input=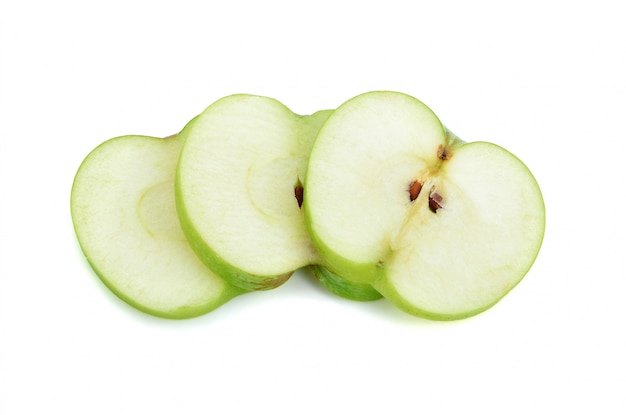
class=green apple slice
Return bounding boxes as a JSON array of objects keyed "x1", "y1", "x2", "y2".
[
  {"x1": 304, "y1": 91, "x2": 546, "y2": 320},
  {"x1": 71, "y1": 134, "x2": 243, "y2": 318},
  {"x1": 176, "y1": 94, "x2": 336, "y2": 291}
]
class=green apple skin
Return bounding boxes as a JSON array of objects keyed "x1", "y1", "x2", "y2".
[
  {"x1": 71, "y1": 134, "x2": 245, "y2": 319},
  {"x1": 309, "y1": 265, "x2": 383, "y2": 302},
  {"x1": 304, "y1": 91, "x2": 546, "y2": 320},
  {"x1": 175, "y1": 95, "x2": 334, "y2": 291}
]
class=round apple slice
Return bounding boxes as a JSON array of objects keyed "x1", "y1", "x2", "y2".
[
  {"x1": 71, "y1": 134, "x2": 243, "y2": 318},
  {"x1": 176, "y1": 94, "x2": 335, "y2": 291},
  {"x1": 305, "y1": 91, "x2": 546, "y2": 320}
]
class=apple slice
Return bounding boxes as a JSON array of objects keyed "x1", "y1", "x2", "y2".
[
  {"x1": 304, "y1": 91, "x2": 545, "y2": 320},
  {"x1": 71, "y1": 134, "x2": 243, "y2": 318},
  {"x1": 176, "y1": 94, "x2": 338, "y2": 291}
]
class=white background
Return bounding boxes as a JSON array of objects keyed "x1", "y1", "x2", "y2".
[{"x1": 1, "y1": 1, "x2": 625, "y2": 413}]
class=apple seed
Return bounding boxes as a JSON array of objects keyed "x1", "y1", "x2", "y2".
[
  {"x1": 294, "y1": 185, "x2": 304, "y2": 208},
  {"x1": 428, "y1": 188, "x2": 444, "y2": 213},
  {"x1": 408, "y1": 180, "x2": 423, "y2": 202}
]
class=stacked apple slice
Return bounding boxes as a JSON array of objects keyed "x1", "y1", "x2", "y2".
[
  {"x1": 70, "y1": 134, "x2": 244, "y2": 318},
  {"x1": 71, "y1": 91, "x2": 544, "y2": 320},
  {"x1": 304, "y1": 91, "x2": 545, "y2": 320},
  {"x1": 175, "y1": 95, "x2": 328, "y2": 290}
]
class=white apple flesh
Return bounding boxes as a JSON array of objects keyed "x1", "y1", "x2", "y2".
[
  {"x1": 71, "y1": 135, "x2": 243, "y2": 318},
  {"x1": 304, "y1": 91, "x2": 545, "y2": 320}
]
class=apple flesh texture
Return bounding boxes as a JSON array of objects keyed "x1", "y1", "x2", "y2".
[
  {"x1": 176, "y1": 94, "x2": 335, "y2": 291},
  {"x1": 71, "y1": 135, "x2": 243, "y2": 319},
  {"x1": 304, "y1": 91, "x2": 546, "y2": 320}
]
